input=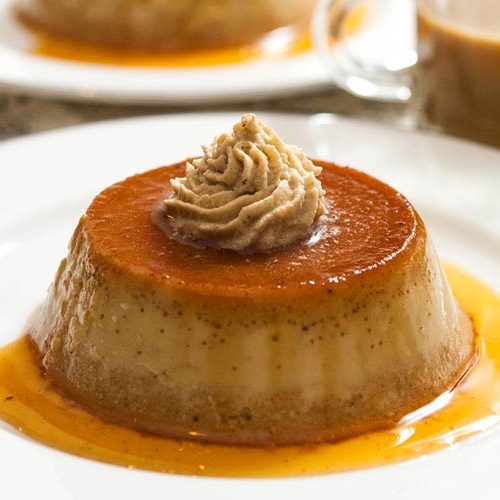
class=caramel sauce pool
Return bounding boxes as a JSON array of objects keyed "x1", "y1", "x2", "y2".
[
  {"x1": 27, "y1": 25, "x2": 311, "y2": 68},
  {"x1": 0, "y1": 265, "x2": 499, "y2": 478}
]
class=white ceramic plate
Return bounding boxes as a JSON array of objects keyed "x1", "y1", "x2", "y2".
[
  {"x1": 0, "y1": 0, "x2": 329, "y2": 104},
  {"x1": 1, "y1": 112, "x2": 499, "y2": 499}
]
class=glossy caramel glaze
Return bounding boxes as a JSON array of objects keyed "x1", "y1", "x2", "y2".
[
  {"x1": 86, "y1": 161, "x2": 419, "y2": 298},
  {"x1": 0, "y1": 266, "x2": 496, "y2": 477}
]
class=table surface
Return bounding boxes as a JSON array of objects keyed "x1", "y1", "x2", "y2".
[{"x1": 0, "y1": 87, "x2": 418, "y2": 141}]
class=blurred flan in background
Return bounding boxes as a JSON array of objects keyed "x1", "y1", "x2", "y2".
[{"x1": 15, "y1": 0, "x2": 316, "y2": 50}]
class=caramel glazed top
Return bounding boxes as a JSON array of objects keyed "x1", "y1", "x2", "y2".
[{"x1": 84, "y1": 160, "x2": 420, "y2": 299}]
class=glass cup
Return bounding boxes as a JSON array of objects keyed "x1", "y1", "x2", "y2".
[{"x1": 313, "y1": 0, "x2": 500, "y2": 148}]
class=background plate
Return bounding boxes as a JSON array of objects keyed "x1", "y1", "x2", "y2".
[
  {"x1": 0, "y1": 0, "x2": 329, "y2": 104},
  {"x1": 0, "y1": 112, "x2": 499, "y2": 499}
]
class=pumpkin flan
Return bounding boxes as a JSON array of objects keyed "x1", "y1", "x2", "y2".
[
  {"x1": 15, "y1": 0, "x2": 315, "y2": 51},
  {"x1": 30, "y1": 115, "x2": 474, "y2": 445}
]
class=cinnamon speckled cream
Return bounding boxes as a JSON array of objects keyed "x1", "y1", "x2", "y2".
[{"x1": 164, "y1": 114, "x2": 327, "y2": 252}]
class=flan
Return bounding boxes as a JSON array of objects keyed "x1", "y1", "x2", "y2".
[
  {"x1": 15, "y1": 0, "x2": 315, "y2": 51},
  {"x1": 31, "y1": 132, "x2": 474, "y2": 445}
]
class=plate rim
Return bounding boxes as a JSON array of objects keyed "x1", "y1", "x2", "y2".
[
  {"x1": 1, "y1": 111, "x2": 500, "y2": 498},
  {"x1": 2, "y1": 109, "x2": 500, "y2": 157}
]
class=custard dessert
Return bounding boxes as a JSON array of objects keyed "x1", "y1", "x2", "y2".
[
  {"x1": 31, "y1": 115, "x2": 474, "y2": 446},
  {"x1": 15, "y1": 0, "x2": 315, "y2": 51}
]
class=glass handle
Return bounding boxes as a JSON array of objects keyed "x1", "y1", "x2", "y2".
[{"x1": 313, "y1": 0, "x2": 417, "y2": 102}]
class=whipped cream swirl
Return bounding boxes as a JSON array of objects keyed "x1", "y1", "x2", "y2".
[{"x1": 163, "y1": 114, "x2": 327, "y2": 252}]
